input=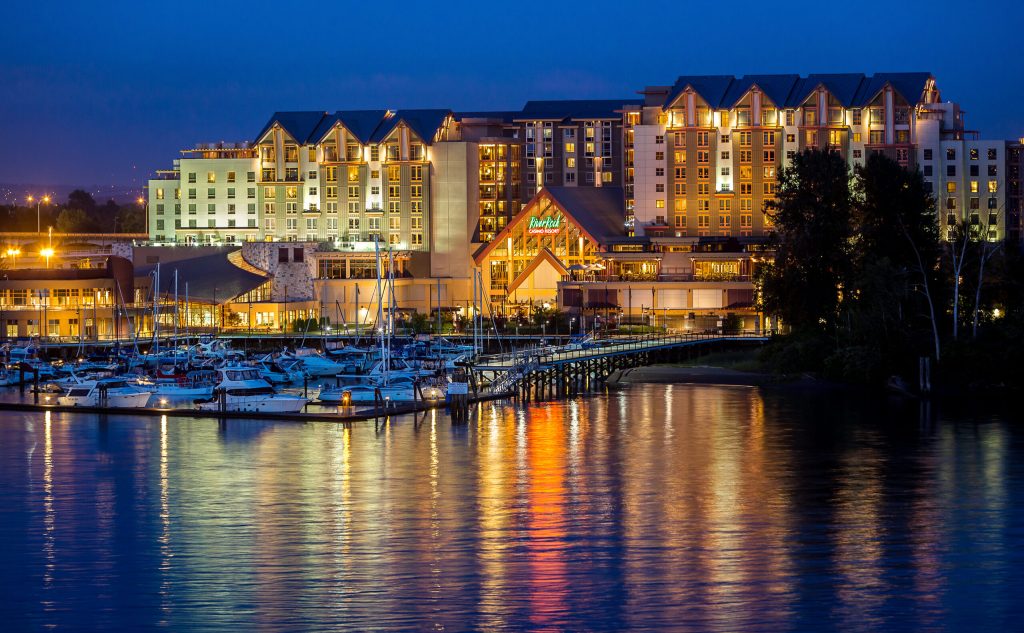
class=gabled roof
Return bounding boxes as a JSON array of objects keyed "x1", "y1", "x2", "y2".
[
  {"x1": 788, "y1": 74, "x2": 866, "y2": 107},
  {"x1": 474, "y1": 186, "x2": 626, "y2": 264},
  {"x1": 309, "y1": 110, "x2": 390, "y2": 145},
  {"x1": 137, "y1": 251, "x2": 267, "y2": 304},
  {"x1": 370, "y1": 109, "x2": 451, "y2": 144},
  {"x1": 255, "y1": 111, "x2": 329, "y2": 144},
  {"x1": 852, "y1": 72, "x2": 933, "y2": 107},
  {"x1": 515, "y1": 99, "x2": 640, "y2": 121},
  {"x1": 507, "y1": 248, "x2": 568, "y2": 293},
  {"x1": 722, "y1": 74, "x2": 801, "y2": 108},
  {"x1": 664, "y1": 75, "x2": 736, "y2": 110}
]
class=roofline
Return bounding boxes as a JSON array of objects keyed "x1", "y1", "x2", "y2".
[
  {"x1": 473, "y1": 188, "x2": 602, "y2": 264},
  {"x1": 506, "y1": 248, "x2": 568, "y2": 293}
]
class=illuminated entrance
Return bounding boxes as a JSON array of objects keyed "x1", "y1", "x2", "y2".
[{"x1": 474, "y1": 186, "x2": 625, "y2": 312}]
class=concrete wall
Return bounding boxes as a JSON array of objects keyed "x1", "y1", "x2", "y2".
[{"x1": 429, "y1": 142, "x2": 475, "y2": 279}]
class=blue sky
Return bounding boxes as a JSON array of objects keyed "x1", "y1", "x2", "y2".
[{"x1": 1, "y1": 0, "x2": 1022, "y2": 188}]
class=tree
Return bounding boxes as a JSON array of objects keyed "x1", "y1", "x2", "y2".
[
  {"x1": 761, "y1": 149, "x2": 854, "y2": 334},
  {"x1": 854, "y1": 153, "x2": 942, "y2": 360},
  {"x1": 67, "y1": 190, "x2": 97, "y2": 212},
  {"x1": 55, "y1": 208, "x2": 92, "y2": 233}
]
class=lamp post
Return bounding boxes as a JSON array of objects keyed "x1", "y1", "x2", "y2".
[
  {"x1": 5, "y1": 248, "x2": 20, "y2": 269},
  {"x1": 137, "y1": 196, "x2": 145, "y2": 237},
  {"x1": 27, "y1": 195, "x2": 51, "y2": 234},
  {"x1": 40, "y1": 247, "x2": 54, "y2": 269}
]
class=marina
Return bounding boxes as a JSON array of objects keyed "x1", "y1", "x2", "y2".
[{"x1": 0, "y1": 332, "x2": 768, "y2": 422}]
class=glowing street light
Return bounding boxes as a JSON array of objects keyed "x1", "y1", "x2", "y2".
[
  {"x1": 40, "y1": 247, "x2": 55, "y2": 269},
  {"x1": 27, "y1": 194, "x2": 51, "y2": 234},
  {"x1": 5, "y1": 248, "x2": 21, "y2": 268}
]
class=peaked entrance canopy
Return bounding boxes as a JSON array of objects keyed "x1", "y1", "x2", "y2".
[{"x1": 474, "y1": 186, "x2": 625, "y2": 308}]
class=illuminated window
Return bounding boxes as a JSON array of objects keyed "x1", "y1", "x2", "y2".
[
  {"x1": 947, "y1": 182, "x2": 957, "y2": 193},
  {"x1": 656, "y1": 199, "x2": 665, "y2": 208},
  {"x1": 989, "y1": 180, "x2": 998, "y2": 193},
  {"x1": 971, "y1": 181, "x2": 979, "y2": 193},
  {"x1": 565, "y1": 142, "x2": 575, "y2": 153},
  {"x1": 207, "y1": 172, "x2": 216, "y2": 183}
]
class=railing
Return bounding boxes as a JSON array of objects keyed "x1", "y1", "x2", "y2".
[
  {"x1": 477, "y1": 332, "x2": 768, "y2": 368},
  {"x1": 536, "y1": 332, "x2": 768, "y2": 365},
  {"x1": 563, "y1": 273, "x2": 753, "y2": 283}
]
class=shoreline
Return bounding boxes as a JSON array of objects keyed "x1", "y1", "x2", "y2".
[{"x1": 606, "y1": 364, "x2": 844, "y2": 390}]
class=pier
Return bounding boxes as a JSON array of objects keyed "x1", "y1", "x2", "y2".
[{"x1": 0, "y1": 333, "x2": 769, "y2": 423}]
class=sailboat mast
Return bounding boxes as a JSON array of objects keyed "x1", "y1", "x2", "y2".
[
  {"x1": 173, "y1": 269, "x2": 179, "y2": 347},
  {"x1": 375, "y1": 239, "x2": 387, "y2": 387},
  {"x1": 153, "y1": 262, "x2": 160, "y2": 355}
]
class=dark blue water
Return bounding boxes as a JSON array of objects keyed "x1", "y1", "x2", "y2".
[{"x1": 0, "y1": 384, "x2": 1021, "y2": 631}]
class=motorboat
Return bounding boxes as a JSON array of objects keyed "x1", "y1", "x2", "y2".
[
  {"x1": 130, "y1": 369, "x2": 218, "y2": 404},
  {"x1": 318, "y1": 373, "x2": 446, "y2": 404},
  {"x1": 280, "y1": 347, "x2": 346, "y2": 377},
  {"x1": 318, "y1": 382, "x2": 416, "y2": 404},
  {"x1": 195, "y1": 366, "x2": 307, "y2": 413},
  {"x1": 257, "y1": 357, "x2": 305, "y2": 384},
  {"x1": 57, "y1": 379, "x2": 153, "y2": 408}
]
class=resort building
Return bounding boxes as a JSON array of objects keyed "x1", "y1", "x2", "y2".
[
  {"x1": 472, "y1": 186, "x2": 765, "y2": 329},
  {"x1": 630, "y1": 73, "x2": 1009, "y2": 242},
  {"x1": 137, "y1": 72, "x2": 1021, "y2": 334}
]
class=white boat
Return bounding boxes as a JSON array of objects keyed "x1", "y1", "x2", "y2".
[
  {"x1": 318, "y1": 374, "x2": 446, "y2": 404},
  {"x1": 280, "y1": 347, "x2": 346, "y2": 377},
  {"x1": 257, "y1": 357, "x2": 305, "y2": 384},
  {"x1": 57, "y1": 379, "x2": 153, "y2": 408},
  {"x1": 195, "y1": 366, "x2": 308, "y2": 413},
  {"x1": 318, "y1": 383, "x2": 416, "y2": 404},
  {"x1": 130, "y1": 369, "x2": 218, "y2": 403}
]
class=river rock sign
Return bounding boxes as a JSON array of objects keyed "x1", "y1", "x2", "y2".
[{"x1": 527, "y1": 216, "x2": 561, "y2": 235}]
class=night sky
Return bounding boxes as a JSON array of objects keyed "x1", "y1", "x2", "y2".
[{"x1": 2, "y1": 0, "x2": 1022, "y2": 189}]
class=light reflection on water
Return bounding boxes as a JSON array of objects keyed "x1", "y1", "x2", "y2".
[{"x1": 0, "y1": 384, "x2": 1022, "y2": 631}]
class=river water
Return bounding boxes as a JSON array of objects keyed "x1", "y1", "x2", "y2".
[{"x1": 0, "y1": 384, "x2": 1020, "y2": 631}]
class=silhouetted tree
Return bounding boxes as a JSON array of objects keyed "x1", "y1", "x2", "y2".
[{"x1": 760, "y1": 149, "x2": 853, "y2": 334}]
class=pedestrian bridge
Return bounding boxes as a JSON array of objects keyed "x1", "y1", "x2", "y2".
[{"x1": 475, "y1": 333, "x2": 770, "y2": 401}]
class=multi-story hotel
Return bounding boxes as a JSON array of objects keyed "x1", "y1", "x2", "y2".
[
  {"x1": 629, "y1": 73, "x2": 1007, "y2": 242},
  {"x1": 135, "y1": 73, "x2": 1020, "y2": 333}
]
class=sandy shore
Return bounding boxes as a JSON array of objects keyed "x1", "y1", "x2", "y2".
[{"x1": 606, "y1": 364, "x2": 778, "y2": 387}]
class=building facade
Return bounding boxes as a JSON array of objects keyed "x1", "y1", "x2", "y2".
[{"x1": 140, "y1": 73, "x2": 1020, "y2": 332}]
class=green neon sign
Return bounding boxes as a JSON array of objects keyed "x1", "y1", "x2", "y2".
[{"x1": 527, "y1": 216, "x2": 561, "y2": 234}]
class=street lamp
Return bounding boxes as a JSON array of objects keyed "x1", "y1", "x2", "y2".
[
  {"x1": 27, "y1": 195, "x2": 51, "y2": 234},
  {"x1": 137, "y1": 196, "x2": 145, "y2": 236},
  {"x1": 5, "y1": 248, "x2": 20, "y2": 269},
  {"x1": 40, "y1": 247, "x2": 55, "y2": 269}
]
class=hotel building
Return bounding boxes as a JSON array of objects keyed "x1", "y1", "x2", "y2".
[
  {"x1": 137, "y1": 73, "x2": 1019, "y2": 334},
  {"x1": 630, "y1": 73, "x2": 1007, "y2": 242}
]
